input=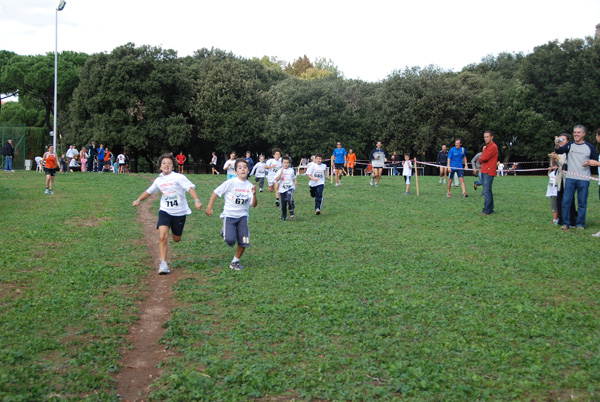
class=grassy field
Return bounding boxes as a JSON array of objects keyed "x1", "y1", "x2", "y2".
[{"x1": 1, "y1": 171, "x2": 599, "y2": 401}]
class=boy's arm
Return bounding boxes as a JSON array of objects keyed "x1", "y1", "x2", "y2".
[
  {"x1": 187, "y1": 188, "x2": 203, "y2": 210},
  {"x1": 205, "y1": 192, "x2": 218, "y2": 216},
  {"x1": 251, "y1": 186, "x2": 257, "y2": 208},
  {"x1": 274, "y1": 169, "x2": 283, "y2": 182},
  {"x1": 132, "y1": 191, "x2": 151, "y2": 206}
]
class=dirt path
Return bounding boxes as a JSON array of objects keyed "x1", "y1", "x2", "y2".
[{"x1": 114, "y1": 193, "x2": 179, "y2": 402}]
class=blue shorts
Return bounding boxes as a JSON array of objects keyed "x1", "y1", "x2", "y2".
[
  {"x1": 157, "y1": 210, "x2": 186, "y2": 236},
  {"x1": 222, "y1": 216, "x2": 250, "y2": 248},
  {"x1": 450, "y1": 168, "x2": 464, "y2": 178}
]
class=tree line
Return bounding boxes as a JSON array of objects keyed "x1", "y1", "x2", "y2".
[{"x1": 1, "y1": 36, "x2": 599, "y2": 170}]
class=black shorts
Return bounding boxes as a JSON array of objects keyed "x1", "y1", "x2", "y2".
[
  {"x1": 44, "y1": 167, "x2": 58, "y2": 176},
  {"x1": 157, "y1": 210, "x2": 187, "y2": 236},
  {"x1": 335, "y1": 163, "x2": 345, "y2": 170}
]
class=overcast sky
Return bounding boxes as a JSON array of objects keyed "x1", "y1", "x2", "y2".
[{"x1": 2, "y1": 0, "x2": 599, "y2": 82}]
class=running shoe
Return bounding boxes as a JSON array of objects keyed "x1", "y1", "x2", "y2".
[
  {"x1": 158, "y1": 261, "x2": 170, "y2": 275},
  {"x1": 229, "y1": 261, "x2": 245, "y2": 270}
]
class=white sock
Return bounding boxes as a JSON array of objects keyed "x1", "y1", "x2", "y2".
[{"x1": 232, "y1": 257, "x2": 240, "y2": 263}]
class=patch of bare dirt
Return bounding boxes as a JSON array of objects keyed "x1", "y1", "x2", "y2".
[{"x1": 113, "y1": 193, "x2": 179, "y2": 402}]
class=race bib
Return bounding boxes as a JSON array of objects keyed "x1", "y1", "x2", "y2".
[
  {"x1": 282, "y1": 183, "x2": 292, "y2": 190},
  {"x1": 161, "y1": 194, "x2": 181, "y2": 209},
  {"x1": 234, "y1": 192, "x2": 250, "y2": 205}
]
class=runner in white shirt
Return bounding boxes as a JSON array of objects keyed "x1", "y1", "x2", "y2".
[
  {"x1": 306, "y1": 153, "x2": 329, "y2": 215},
  {"x1": 249, "y1": 154, "x2": 267, "y2": 192},
  {"x1": 265, "y1": 148, "x2": 283, "y2": 207},
  {"x1": 132, "y1": 154, "x2": 202, "y2": 275},
  {"x1": 223, "y1": 152, "x2": 237, "y2": 180},
  {"x1": 206, "y1": 158, "x2": 258, "y2": 270},
  {"x1": 274, "y1": 156, "x2": 297, "y2": 221}
]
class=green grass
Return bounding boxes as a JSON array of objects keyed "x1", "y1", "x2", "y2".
[{"x1": 1, "y1": 172, "x2": 599, "y2": 401}]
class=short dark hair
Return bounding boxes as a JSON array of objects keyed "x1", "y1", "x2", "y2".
[
  {"x1": 273, "y1": 148, "x2": 282, "y2": 156},
  {"x1": 234, "y1": 158, "x2": 248, "y2": 170},
  {"x1": 315, "y1": 153, "x2": 323, "y2": 159},
  {"x1": 484, "y1": 130, "x2": 493, "y2": 136},
  {"x1": 282, "y1": 156, "x2": 292, "y2": 164}
]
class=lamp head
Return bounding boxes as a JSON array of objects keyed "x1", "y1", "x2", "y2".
[{"x1": 57, "y1": 0, "x2": 66, "y2": 11}]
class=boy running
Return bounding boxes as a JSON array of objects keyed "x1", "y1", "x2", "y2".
[
  {"x1": 223, "y1": 152, "x2": 237, "y2": 180},
  {"x1": 250, "y1": 154, "x2": 267, "y2": 192},
  {"x1": 274, "y1": 156, "x2": 297, "y2": 221},
  {"x1": 132, "y1": 153, "x2": 202, "y2": 275},
  {"x1": 306, "y1": 153, "x2": 329, "y2": 215},
  {"x1": 265, "y1": 148, "x2": 283, "y2": 207},
  {"x1": 205, "y1": 158, "x2": 257, "y2": 270}
]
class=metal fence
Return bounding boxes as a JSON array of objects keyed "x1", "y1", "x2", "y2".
[{"x1": 1, "y1": 124, "x2": 27, "y2": 170}]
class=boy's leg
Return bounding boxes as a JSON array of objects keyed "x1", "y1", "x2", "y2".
[
  {"x1": 158, "y1": 225, "x2": 170, "y2": 262},
  {"x1": 315, "y1": 184, "x2": 324, "y2": 211},
  {"x1": 280, "y1": 191, "x2": 288, "y2": 220}
]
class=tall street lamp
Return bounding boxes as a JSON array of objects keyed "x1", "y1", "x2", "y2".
[{"x1": 53, "y1": 0, "x2": 66, "y2": 152}]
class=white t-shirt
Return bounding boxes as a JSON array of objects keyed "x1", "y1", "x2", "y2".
[
  {"x1": 250, "y1": 161, "x2": 266, "y2": 178},
  {"x1": 277, "y1": 167, "x2": 296, "y2": 193},
  {"x1": 117, "y1": 154, "x2": 126, "y2": 164},
  {"x1": 146, "y1": 172, "x2": 195, "y2": 216},
  {"x1": 223, "y1": 159, "x2": 236, "y2": 176},
  {"x1": 546, "y1": 171, "x2": 558, "y2": 197},
  {"x1": 306, "y1": 163, "x2": 327, "y2": 187},
  {"x1": 66, "y1": 148, "x2": 78, "y2": 158},
  {"x1": 213, "y1": 177, "x2": 254, "y2": 219},
  {"x1": 402, "y1": 160, "x2": 412, "y2": 177},
  {"x1": 266, "y1": 158, "x2": 282, "y2": 181}
]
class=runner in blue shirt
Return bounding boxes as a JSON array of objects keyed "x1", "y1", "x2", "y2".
[{"x1": 331, "y1": 141, "x2": 347, "y2": 187}]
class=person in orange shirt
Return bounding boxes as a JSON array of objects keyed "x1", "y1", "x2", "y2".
[
  {"x1": 104, "y1": 148, "x2": 112, "y2": 172},
  {"x1": 347, "y1": 149, "x2": 357, "y2": 176},
  {"x1": 42, "y1": 145, "x2": 59, "y2": 194}
]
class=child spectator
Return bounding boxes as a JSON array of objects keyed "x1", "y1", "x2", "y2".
[
  {"x1": 547, "y1": 161, "x2": 559, "y2": 224},
  {"x1": 132, "y1": 153, "x2": 202, "y2": 275},
  {"x1": 205, "y1": 158, "x2": 257, "y2": 270},
  {"x1": 223, "y1": 152, "x2": 237, "y2": 180},
  {"x1": 402, "y1": 153, "x2": 412, "y2": 195},
  {"x1": 306, "y1": 153, "x2": 329, "y2": 215},
  {"x1": 244, "y1": 151, "x2": 254, "y2": 172},
  {"x1": 274, "y1": 156, "x2": 297, "y2": 221},
  {"x1": 60, "y1": 154, "x2": 67, "y2": 173},
  {"x1": 250, "y1": 154, "x2": 267, "y2": 192}
]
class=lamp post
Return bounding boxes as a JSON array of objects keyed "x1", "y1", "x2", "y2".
[{"x1": 53, "y1": 0, "x2": 66, "y2": 152}]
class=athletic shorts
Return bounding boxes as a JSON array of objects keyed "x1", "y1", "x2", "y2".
[
  {"x1": 335, "y1": 163, "x2": 345, "y2": 170},
  {"x1": 44, "y1": 167, "x2": 58, "y2": 176},
  {"x1": 450, "y1": 168, "x2": 464, "y2": 178},
  {"x1": 157, "y1": 210, "x2": 186, "y2": 236},
  {"x1": 222, "y1": 216, "x2": 250, "y2": 248}
]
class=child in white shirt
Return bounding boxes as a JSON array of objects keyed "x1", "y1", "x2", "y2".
[
  {"x1": 250, "y1": 154, "x2": 267, "y2": 192},
  {"x1": 274, "y1": 156, "x2": 297, "y2": 221},
  {"x1": 206, "y1": 158, "x2": 257, "y2": 270},
  {"x1": 133, "y1": 154, "x2": 202, "y2": 275},
  {"x1": 402, "y1": 154, "x2": 412, "y2": 195},
  {"x1": 306, "y1": 153, "x2": 329, "y2": 215},
  {"x1": 223, "y1": 152, "x2": 237, "y2": 180},
  {"x1": 265, "y1": 148, "x2": 282, "y2": 207}
]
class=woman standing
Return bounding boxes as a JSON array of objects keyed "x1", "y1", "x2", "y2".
[{"x1": 42, "y1": 145, "x2": 59, "y2": 194}]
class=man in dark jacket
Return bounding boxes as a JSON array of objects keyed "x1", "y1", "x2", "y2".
[
  {"x1": 2, "y1": 139, "x2": 14, "y2": 171},
  {"x1": 87, "y1": 141, "x2": 97, "y2": 172}
]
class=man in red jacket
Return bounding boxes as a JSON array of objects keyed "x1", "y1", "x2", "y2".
[{"x1": 479, "y1": 130, "x2": 498, "y2": 215}]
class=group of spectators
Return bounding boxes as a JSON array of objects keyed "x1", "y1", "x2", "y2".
[{"x1": 40, "y1": 141, "x2": 130, "y2": 174}]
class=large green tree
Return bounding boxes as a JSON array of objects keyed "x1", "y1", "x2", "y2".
[
  {"x1": 2, "y1": 51, "x2": 88, "y2": 133},
  {"x1": 67, "y1": 43, "x2": 193, "y2": 168}
]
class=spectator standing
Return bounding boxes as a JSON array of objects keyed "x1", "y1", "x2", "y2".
[
  {"x1": 66, "y1": 145, "x2": 78, "y2": 166},
  {"x1": 391, "y1": 151, "x2": 401, "y2": 176},
  {"x1": 80, "y1": 148, "x2": 88, "y2": 172},
  {"x1": 471, "y1": 146, "x2": 483, "y2": 191},
  {"x1": 87, "y1": 141, "x2": 97, "y2": 172},
  {"x1": 176, "y1": 151, "x2": 186, "y2": 174},
  {"x1": 555, "y1": 124, "x2": 598, "y2": 230},
  {"x1": 437, "y1": 145, "x2": 448, "y2": 184},
  {"x1": 347, "y1": 149, "x2": 357, "y2": 176},
  {"x1": 478, "y1": 131, "x2": 498, "y2": 215},
  {"x1": 97, "y1": 144, "x2": 105, "y2": 173},
  {"x1": 2, "y1": 139, "x2": 14, "y2": 171}
]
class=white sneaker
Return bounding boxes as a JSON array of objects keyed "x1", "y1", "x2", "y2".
[
  {"x1": 374, "y1": 182, "x2": 378, "y2": 187},
  {"x1": 259, "y1": 188, "x2": 263, "y2": 192},
  {"x1": 370, "y1": 178, "x2": 374, "y2": 186},
  {"x1": 439, "y1": 178, "x2": 442, "y2": 184},
  {"x1": 45, "y1": 189, "x2": 50, "y2": 194},
  {"x1": 335, "y1": 183, "x2": 340, "y2": 187},
  {"x1": 592, "y1": 231, "x2": 600, "y2": 238},
  {"x1": 158, "y1": 261, "x2": 170, "y2": 275}
]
